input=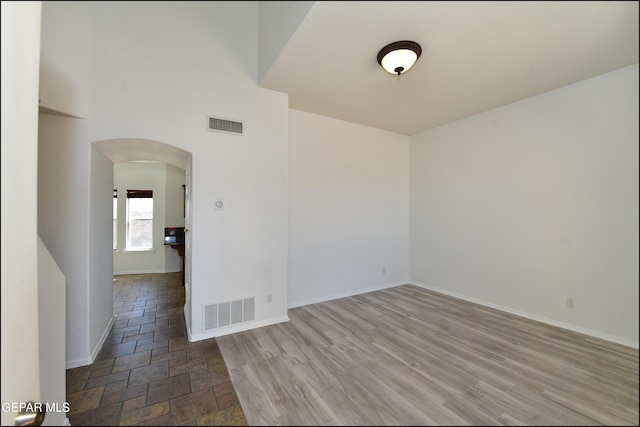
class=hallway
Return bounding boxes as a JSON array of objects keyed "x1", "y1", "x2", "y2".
[{"x1": 65, "y1": 273, "x2": 247, "y2": 425}]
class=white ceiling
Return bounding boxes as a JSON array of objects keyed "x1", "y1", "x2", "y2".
[{"x1": 260, "y1": 1, "x2": 639, "y2": 136}]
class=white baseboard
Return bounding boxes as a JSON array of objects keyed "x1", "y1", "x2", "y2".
[
  {"x1": 185, "y1": 304, "x2": 193, "y2": 341},
  {"x1": 66, "y1": 356, "x2": 92, "y2": 370},
  {"x1": 65, "y1": 315, "x2": 115, "y2": 369},
  {"x1": 189, "y1": 315, "x2": 290, "y2": 342},
  {"x1": 410, "y1": 281, "x2": 639, "y2": 350},
  {"x1": 113, "y1": 269, "x2": 179, "y2": 276},
  {"x1": 288, "y1": 281, "x2": 407, "y2": 309}
]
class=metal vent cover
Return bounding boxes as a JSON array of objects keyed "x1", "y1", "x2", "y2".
[
  {"x1": 207, "y1": 115, "x2": 244, "y2": 135},
  {"x1": 204, "y1": 304, "x2": 217, "y2": 330},
  {"x1": 203, "y1": 297, "x2": 255, "y2": 331}
]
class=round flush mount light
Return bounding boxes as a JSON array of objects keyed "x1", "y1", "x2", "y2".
[{"x1": 377, "y1": 40, "x2": 422, "y2": 76}]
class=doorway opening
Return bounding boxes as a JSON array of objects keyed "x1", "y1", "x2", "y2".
[{"x1": 93, "y1": 138, "x2": 193, "y2": 336}]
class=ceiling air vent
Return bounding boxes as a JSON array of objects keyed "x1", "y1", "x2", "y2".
[{"x1": 207, "y1": 115, "x2": 244, "y2": 136}]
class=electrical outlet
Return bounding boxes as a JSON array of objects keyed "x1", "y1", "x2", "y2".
[
  {"x1": 566, "y1": 297, "x2": 576, "y2": 309},
  {"x1": 266, "y1": 294, "x2": 272, "y2": 304}
]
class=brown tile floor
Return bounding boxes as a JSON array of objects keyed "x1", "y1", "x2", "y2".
[{"x1": 65, "y1": 272, "x2": 248, "y2": 426}]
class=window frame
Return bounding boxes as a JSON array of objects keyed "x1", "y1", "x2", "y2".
[
  {"x1": 113, "y1": 189, "x2": 118, "y2": 251},
  {"x1": 125, "y1": 189, "x2": 154, "y2": 251}
]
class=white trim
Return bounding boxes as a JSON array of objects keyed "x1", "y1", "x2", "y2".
[
  {"x1": 189, "y1": 315, "x2": 290, "y2": 342},
  {"x1": 288, "y1": 281, "x2": 407, "y2": 309},
  {"x1": 66, "y1": 315, "x2": 115, "y2": 369},
  {"x1": 66, "y1": 356, "x2": 93, "y2": 370},
  {"x1": 410, "y1": 281, "x2": 639, "y2": 350},
  {"x1": 113, "y1": 268, "x2": 179, "y2": 276},
  {"x1": 123, "y1": 248, "x2": 156, "y2": 253},
  {"x1": 185, "y1": 304, "x2": 193, "y2": 342}
]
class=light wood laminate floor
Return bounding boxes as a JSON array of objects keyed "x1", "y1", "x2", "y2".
[{"x1": 217, "y1": 284, "x2": 639, "y2": 426}]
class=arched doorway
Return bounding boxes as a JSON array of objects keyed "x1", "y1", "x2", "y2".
[{"x1": 93, "y1": 138, "x2": 193, "y2": 335}]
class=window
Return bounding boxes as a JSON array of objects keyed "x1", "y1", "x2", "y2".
[
  {"x1": 126, "y1": 189, "x2": 154, "y2": 250},
  {"x1": 113, "y1": 189, "x2": 118, "y2": 250}
]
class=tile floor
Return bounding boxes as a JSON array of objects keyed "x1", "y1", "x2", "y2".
[{"x1": 65, "y1": 272, "x2": 248, "y2": 426}]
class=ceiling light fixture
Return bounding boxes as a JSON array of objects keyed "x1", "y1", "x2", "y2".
[{"x1": 377, "y1": 40, "x2": 422, "y2": 77}]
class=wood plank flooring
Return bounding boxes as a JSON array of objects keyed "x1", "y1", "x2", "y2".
[{"x1": 217, "y1": 284, "x2": 639, "y2": 426}]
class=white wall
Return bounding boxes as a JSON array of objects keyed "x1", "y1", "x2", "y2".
[
  {"x1": 258, "y1": 1, "x2": 315, "y2": 83},
  {"x1": 1, "y1": 3, "x2": 43, "y2": 424},
  {"x1": 288, "y1": 109, "x2": 410, "y2": 307},
  {"x1": 38, "y1": 113, "x2": 93, "y2": 367},
  {"x1": 410, "y1": 65, "x2": 639, "y2": 347},
  {"x1": 113, "y1": 162, "x2": 185, "y2": 275},
  {"x1": 39, "y1": 1, "x2": 89, "y2": 117},
  {"x1": 165, "y1": 164, "x2": 187, "y2": 272},
  {"x1": 89, "y1": 146, "x2": 115, "y2": 359},
  {"x1": 38, "y1": 238, "x2": 67, "y2": 426},
  {"x1": 114, "y1": 162, "x2": 167, "y2": 274},
  {"x1": 39, "y1": 0, "x2": 114, "y2": 369},
  {"x1": 87, "y1": 1, "x2": 289, "y2": 339}
]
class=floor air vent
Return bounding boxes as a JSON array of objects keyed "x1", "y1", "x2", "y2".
[
  {"x1": 203, "y1": 297, "x2": 255, "y2": 331},
  {"x1": 207, "y1": 115, "x2": 244, "y2": 135}
]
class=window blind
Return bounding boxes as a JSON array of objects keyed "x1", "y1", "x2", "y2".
[{"x1": 126, "y1": 189, "x2": 153, "y2": 199}]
